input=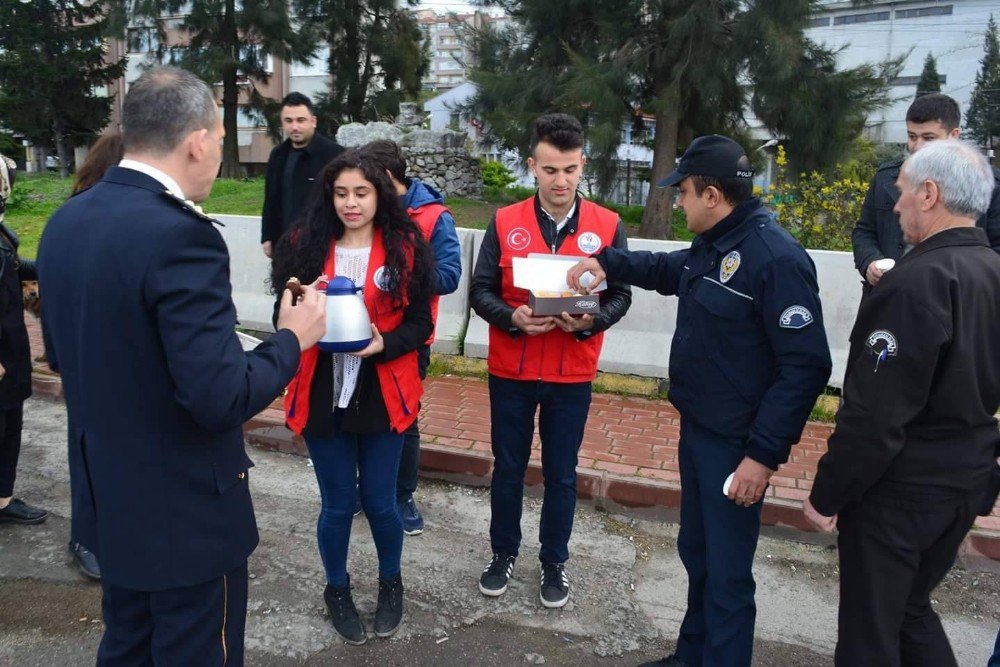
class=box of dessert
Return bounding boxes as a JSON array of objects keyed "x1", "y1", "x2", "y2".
[{"x1": 512, "y1": 254, "x2": 606, "y2": 316}]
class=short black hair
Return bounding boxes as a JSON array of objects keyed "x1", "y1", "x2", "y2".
[
  {"x1": 281, "y1": 92, "x2": 314, "y2": 113},
  {"x1": 362, "y1": 139, "x2": 407, "y2": 183},
  {"x1": 122, "y1": 67, "x2": 217, "y2": 156},
  {"x1": 689, "y1": 155, "x2": 753, "y2": 205},
  {"x1": 530, "y1": 113, "x2": 584, "y2": 153},
  {"x1": 906, "y1": 93, "x2": 960, "y2": 131}
]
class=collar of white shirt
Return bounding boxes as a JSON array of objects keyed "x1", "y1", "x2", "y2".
[
  {"x1": 540, "y1": 200, "x2": 578, "y2": 232},
  {"x1": 118, "y1": 159, "x2": 186, "y2": 201}
]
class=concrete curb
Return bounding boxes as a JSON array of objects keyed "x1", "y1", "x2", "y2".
[{"x1": 33, "y1": 370, "x2": 1000, "y2": 572}]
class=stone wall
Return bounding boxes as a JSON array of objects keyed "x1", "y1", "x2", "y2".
[
  {"x1": 403, "y1": 146, "x2": 482, "y2": 199},
  {"x1": 336, "y1": 121, "x2": 483, "y2": 198}
]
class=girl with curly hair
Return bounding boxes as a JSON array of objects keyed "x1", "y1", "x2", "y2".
[{"x1": 271, "y1": 148, "x2": 435, "y2": 645}]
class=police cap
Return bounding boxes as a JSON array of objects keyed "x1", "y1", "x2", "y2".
[{"x1": 658, "y1": 135, "x2": 754, "y2": 187}]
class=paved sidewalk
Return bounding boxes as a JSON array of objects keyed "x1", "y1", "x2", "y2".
[{"x1": 23, "y1": 314, "x2": 1000, "y2": 565}]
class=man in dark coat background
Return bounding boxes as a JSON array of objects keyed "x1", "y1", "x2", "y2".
[
  {"x1": 37, "y1": 67, "x2": 326, "y2": 665},
  {"x1": 260, "y1": 92, "x2": 344, "y2": 258}
]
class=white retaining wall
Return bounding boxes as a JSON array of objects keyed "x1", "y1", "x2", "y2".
[{"x1": 216, "y1": 215, "x2": 860, "y2": 387}]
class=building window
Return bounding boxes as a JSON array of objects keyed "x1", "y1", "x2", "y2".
[
  {"x1": 833, "y1": 11, "x2": 890, "y2": 25},
  {"x1": 127, "y1": 27, "x2": 159, "y2": 53},
  {"x1": 291, "y1": 45, "x2": 329, "y2": 77},
  {"x1": 808, "y1": 16, "x2": 831, "y2": 28},
  {"x1": 896, "y1": 6, "x2": 953, "y2": 19}
]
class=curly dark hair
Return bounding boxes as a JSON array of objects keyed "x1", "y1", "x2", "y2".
[{"x1": 270, "y1": 149, "x2": 434, "y2": 308}]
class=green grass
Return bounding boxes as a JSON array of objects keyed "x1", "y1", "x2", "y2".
[{"x1": 5, "y1": 175, "x2": 695, "y2": 259}]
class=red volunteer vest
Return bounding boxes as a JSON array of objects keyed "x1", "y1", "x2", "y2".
[
  {"x1": 489, "y1": 197, "x2": 619, "y2": 383},
  {"x1": 284, "y1": 227, "x2": 423, "y2": 435},
  {"x1": 407, "y1": 202, "x2": 448, "y2": 346}
]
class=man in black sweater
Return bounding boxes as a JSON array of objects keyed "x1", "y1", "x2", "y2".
[
  {"x1": 260, "y1": 92, "x2": 344, "y2": 257},
  {"x1": 805, "y1": 140, "x2": 1000, "y2": 667}
]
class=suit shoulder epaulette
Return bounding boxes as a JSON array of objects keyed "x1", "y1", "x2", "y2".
[{"x1": 160, "y1": 190, "x2": 224, "y2": 227}]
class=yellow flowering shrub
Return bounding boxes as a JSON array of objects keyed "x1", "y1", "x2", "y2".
[{"x1": 762, "y1": 146, "x2": 870, "y2": 251}]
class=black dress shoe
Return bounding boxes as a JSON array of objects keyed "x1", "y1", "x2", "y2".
[
  {"x1": 0, "y1": 498, "x2": 47, "y2": 524},
  {"x1": 69, "y1": 541, "x2": 101, "y2": 580}
]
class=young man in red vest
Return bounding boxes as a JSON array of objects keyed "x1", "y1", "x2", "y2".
[
  {"x1": 363, "y1": 140, "x2": 462, "y2": 536},
  {"x1": 469, "y1": 113, "x2": 632, "y2": 608}
]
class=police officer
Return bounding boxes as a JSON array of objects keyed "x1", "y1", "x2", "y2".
[
  {"x1": 805, "y1": 140, "x2": 1000, "y2": 667},
  {"x1": 569, "y1": 135, "x2": 832, "y2": 667},
  {"x1": 469, "y1": 113, "x2": 632, "y2": 609},
  {"x1": 852, "y1": 93, "x2": 1000, "y2": 292}
]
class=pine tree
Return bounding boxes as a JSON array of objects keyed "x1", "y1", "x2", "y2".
[
  {"x1": 966, "y1": 15, "x2": 1000, "y2": 162},
  {"x1": 464, "y1": 1, "x2": 899, "y2": 239},
  {"x1": 296, "y1": 0, "x2": 429, "y2": 128},
  {"x1": 114, "y1": 0, "x2": 320, "y2": 177},
  {"x1": 915, "y1": 53, "x2": 942, "y2": 98},
  {"x1": 0, "y1": 0, "x2": 126, "y2": 177}
]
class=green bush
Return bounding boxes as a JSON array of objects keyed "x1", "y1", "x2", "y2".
[
  {"x1": 482, "y1": 184, "x2": 535, "y2": 204},
  {"x1": 480, "y1": 159, "x2": 517, "y2": 188},
  {"x1": 764, "y1": 146, "x2": 866, "y2": 252}
]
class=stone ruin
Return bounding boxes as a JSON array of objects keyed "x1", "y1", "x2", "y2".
[{"x1": 336, "y1": 103, "x2": 483, "y2": 199}]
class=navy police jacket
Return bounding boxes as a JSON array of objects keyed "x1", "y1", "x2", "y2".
[
  {"x1": 38, "y1": 167, "x2": 302, "y2": 591},
  {"x1": 598, "y1": 198, "x2": 832, "y2": 469}
]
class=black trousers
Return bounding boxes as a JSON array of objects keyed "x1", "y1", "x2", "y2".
[
  {"x1": 97, "y1": 561, "x2": 249, "y2": 666},
  {"x1": 397, "y1": 345, "x2": 430, "y2": 501},
  {"x1": 835, "y1": 489, "x2": 979, "y2": 667},
  {"x1": 0, "y1": 403, "x2": 24, "y2": 497}
]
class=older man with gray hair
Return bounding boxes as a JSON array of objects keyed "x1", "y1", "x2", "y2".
[
  {"x1": 804, "y1": 139, "x2": 1000, "y2": 667},
  {"x1": 37, "y1": 67, "x2": 326, "y2": 665}
]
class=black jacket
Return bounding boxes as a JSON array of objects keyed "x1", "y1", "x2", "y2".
[
  {"x1": 261, "y1": 133, "x2": 345, "y2": 245},
  {"x1": 812, "y1": 227, "x2": 1000, "y2": 516},
  {"x1": 0, "y1": 222, "x2": 34, "y2": 408},
  {"x1": 469, "y1": 195, "x2": 632, "y2": 340},
  {"x1": 851, "y1": 159, "x2": 1000, "y2": 279}
]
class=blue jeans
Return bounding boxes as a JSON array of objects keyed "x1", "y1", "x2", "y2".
[
  {"x1": 990, "y1": 628, "x2": 1000, "y2": 667},
  {"x1": 675, "y1": 418, "x2": 762, "y2": 667},
  {"x1": 487, "y1": 375, "x2": 591, "y2": 564},
  {"x1": 305, "y1": 428, "x2": 404, "y2": 587}
]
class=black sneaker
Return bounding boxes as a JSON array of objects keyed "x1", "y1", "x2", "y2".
[
  {"x1": 539, "y1": 561, "x2": 569, "y2": 609},
  {"x1": 479, "y1": 553, "x2": 516, "y2": 597},
  {"x1": 374, "y1": 573, "x2": 404, "y2": 637},
  {"x1": 323, "y1": 581, "x2": 366, "y2": 645},
  {"x1": 0, "y1": 498, "x2": 47, "y2": 525},
  {"x1": 638, "y1": 655, "x2": 690, "y2": 667}
]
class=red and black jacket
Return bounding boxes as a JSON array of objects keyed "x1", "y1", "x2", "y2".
[{"x1": 284, "y1": 227, "x2": 431, "y2": 436}]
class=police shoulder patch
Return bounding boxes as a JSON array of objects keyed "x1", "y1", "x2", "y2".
[{"x1": 779, "y1": 305, "x2": 814, "y2": 329}]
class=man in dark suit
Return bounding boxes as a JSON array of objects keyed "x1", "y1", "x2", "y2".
[
  {"x1": 260, "y1": 92, "x2": 344, "y2": 258},
  {"x1": 37, "y1": 67, "x2": 326, "y2": 665},
  {"x1": 851, "y1": 93, "x2": 1000, "y2": 292}
]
